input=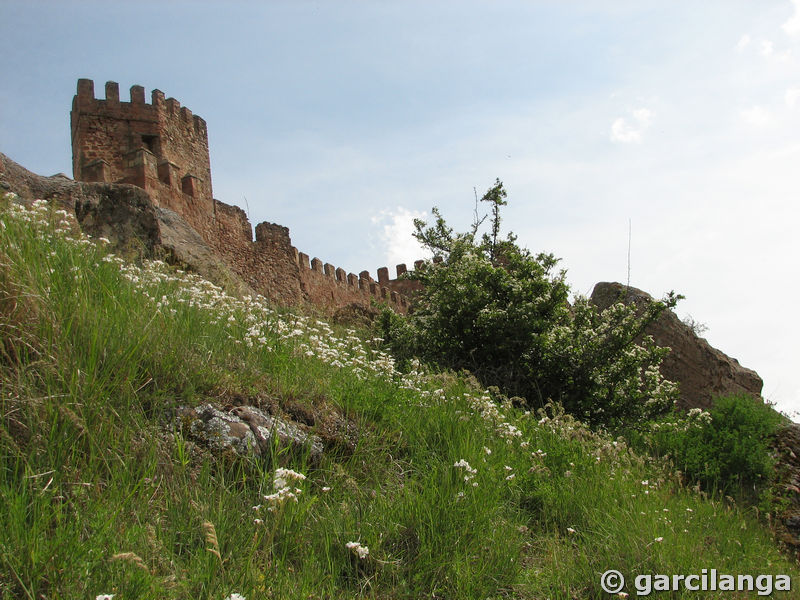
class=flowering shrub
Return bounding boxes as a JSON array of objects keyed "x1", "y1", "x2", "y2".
[
  {"x1": 538, "y1": 295, "x2": 680, "y2": 427},
  {"x1": 380, "y1": 181, "x2": 679, "y2": 428}
]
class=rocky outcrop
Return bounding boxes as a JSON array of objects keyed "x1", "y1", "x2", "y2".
[
  {"x1": 175, "y1": 403, "x2": 324, "y2": 461},
  {"x1": 73, "y1": 183, "x2": 162, "y2": 256},
  {"x1": 75, "y1": 187, "x2": 253, "y2": 296},
  {"x1": 1, "y1": 152, "x2": 80, "y2": 205},
  {"x1": 1, "y1": 152, "x2": 251, "y2": 296},
  {"x1": 771, "y1": 423, "x2": 800, "y2": 558},
  {"x1": 590, "y1": 282, "x2": 763, "y2": 410}
]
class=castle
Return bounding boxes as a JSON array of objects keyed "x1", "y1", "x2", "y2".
[{"x1": 70, "y1": 79, "x2": 419, "y2": 312}]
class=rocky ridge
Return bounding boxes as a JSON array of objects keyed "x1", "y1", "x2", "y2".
[{"x1": 590, "y1": 281, "x2": 763, "y2": 410}]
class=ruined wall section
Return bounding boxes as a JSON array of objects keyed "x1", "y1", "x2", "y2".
[
  {"x1": 382, "y1": 262, "x2": 425, "y2": 298},
  {"x1": 207, "y1": 202, "x2": 303, "y2": 307},
  {"x1": 252, "y1": 221, "x2": 304, "y2": 307}
]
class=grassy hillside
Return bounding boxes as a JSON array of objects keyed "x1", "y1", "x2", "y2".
[{"x1": 0, "y1": 193, "x2": 797, "y2": 599}]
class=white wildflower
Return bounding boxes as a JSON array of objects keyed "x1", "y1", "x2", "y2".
[
  {"x1": 273, "y1": 467, "x2": 306, "y2": 490},
  {"x1": 345, "y1": 541, "x2": 370, "y2": 559}
]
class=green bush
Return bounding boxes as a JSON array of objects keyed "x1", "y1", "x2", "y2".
[
  {"x1": 380, "y1": 180, "x2": 680, "y2": 428},
  {"x1": 646, "y1": 395, "x2": 785, "y2": 495}
]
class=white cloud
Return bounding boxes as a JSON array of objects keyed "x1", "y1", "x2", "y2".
[
  {"x1": 372, "y1": 207, "x2": 429, "y2": 268},
  {"x1": 610, "y1": 107, "x2": 652, "y2": 144},
  {"x1": 736, "y1": 33, "x2": 751, "y2": 51},
  {"x1": 739, "y1": 105, "x2": 772, "y2": 126},
  {"x1": 760, "y1": 40, "x2": 793, "y2": 63},
  {"x1": 736, "y1": 35, "x2": 791, "y2": 62},
  {"x1": 786, "y1": 87, "x2": 800, "y2": 107},
  {"x1": 783, "y1": 0, "x2": 800, "y2": 35}
]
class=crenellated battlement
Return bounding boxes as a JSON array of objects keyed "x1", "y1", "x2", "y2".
[
  {"x1": 73, "y1": 79, "x2": 209, "y2": 143},
  {"x1": 70, "y1": 78, "x2": 416, "y2": 314},
  {"x1": 291, "y1": 250, "x2": 419, "y2": 311}
]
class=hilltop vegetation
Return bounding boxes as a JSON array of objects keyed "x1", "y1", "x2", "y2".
[{"x1": 0, "y1": 193, "x2": 796, "y2": 599}]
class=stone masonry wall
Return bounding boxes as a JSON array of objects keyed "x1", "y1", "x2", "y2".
[
  {"x1": 208, "y1": 201, "x2": 414, "y2": 312},
  {"x1": 295, "y1": 253, "x2": 413, "y2": 314}
]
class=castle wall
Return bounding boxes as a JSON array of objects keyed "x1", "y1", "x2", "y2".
[
  {"x1": 294, "y1": 252, "x2": 410, "y2": 313},
  {"x1": 208, "y1": 198, "x2": 412, "y2": 313},
  {"x1": 70, "y1": 79, "x2": 415, "y2": 315}
]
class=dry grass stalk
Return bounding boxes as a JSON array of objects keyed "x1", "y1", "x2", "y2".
[
  {"x1": 110, "y1": 551, "x2": 150, "y2": 573},
  {"x1": 203, "y1": 521, "x2": 222, "y2": 561},
  {"x1": 58, "y1": 404, "x2": 87, "y2": 437}
]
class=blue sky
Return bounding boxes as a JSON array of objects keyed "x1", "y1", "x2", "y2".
[{"x1": 2, "y1": 1, "x2": 799, "y2": 416}]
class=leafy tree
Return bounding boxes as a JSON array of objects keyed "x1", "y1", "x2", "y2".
[{"x1": 380, "y1": 180, "x2": 680, "y2": 428}]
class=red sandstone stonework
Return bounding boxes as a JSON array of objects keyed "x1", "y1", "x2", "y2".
[
  {"x1": 70, "y1": 79, "x2": 415, "y2": 313},
  {"x1": 71, "y1": 79, "x2": 215, "y2": 241}
]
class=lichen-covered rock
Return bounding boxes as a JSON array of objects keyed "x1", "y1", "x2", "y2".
[
  {"x1": 590, "y1": 282, "x2": 763, "y2": 410},
  {"x1": 176, "y1": 403, "x2": 323, "y2": 460}
]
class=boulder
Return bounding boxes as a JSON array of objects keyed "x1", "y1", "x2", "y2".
[
  {"x1": 175, "y1": 403, "x2": 324, "y2": 461},
  {"x1": 73, "y1": 183, "x2": 162, "y2": 256},
  {"x1": 590, "y1": 282, "x2": 763, "y2": 410}
]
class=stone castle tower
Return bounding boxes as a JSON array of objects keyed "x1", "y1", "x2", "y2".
[{"x1": 70, "y1": 79, "x2": 214, "y2": 239}]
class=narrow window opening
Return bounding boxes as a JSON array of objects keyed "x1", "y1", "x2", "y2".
[{"x1": 141, "y1": 134, "x2": 159, "y2": 155}]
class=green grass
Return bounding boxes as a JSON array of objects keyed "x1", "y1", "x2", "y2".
[{"x1": 0, "y1": 194, "x2": 797, "y2": 599}]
